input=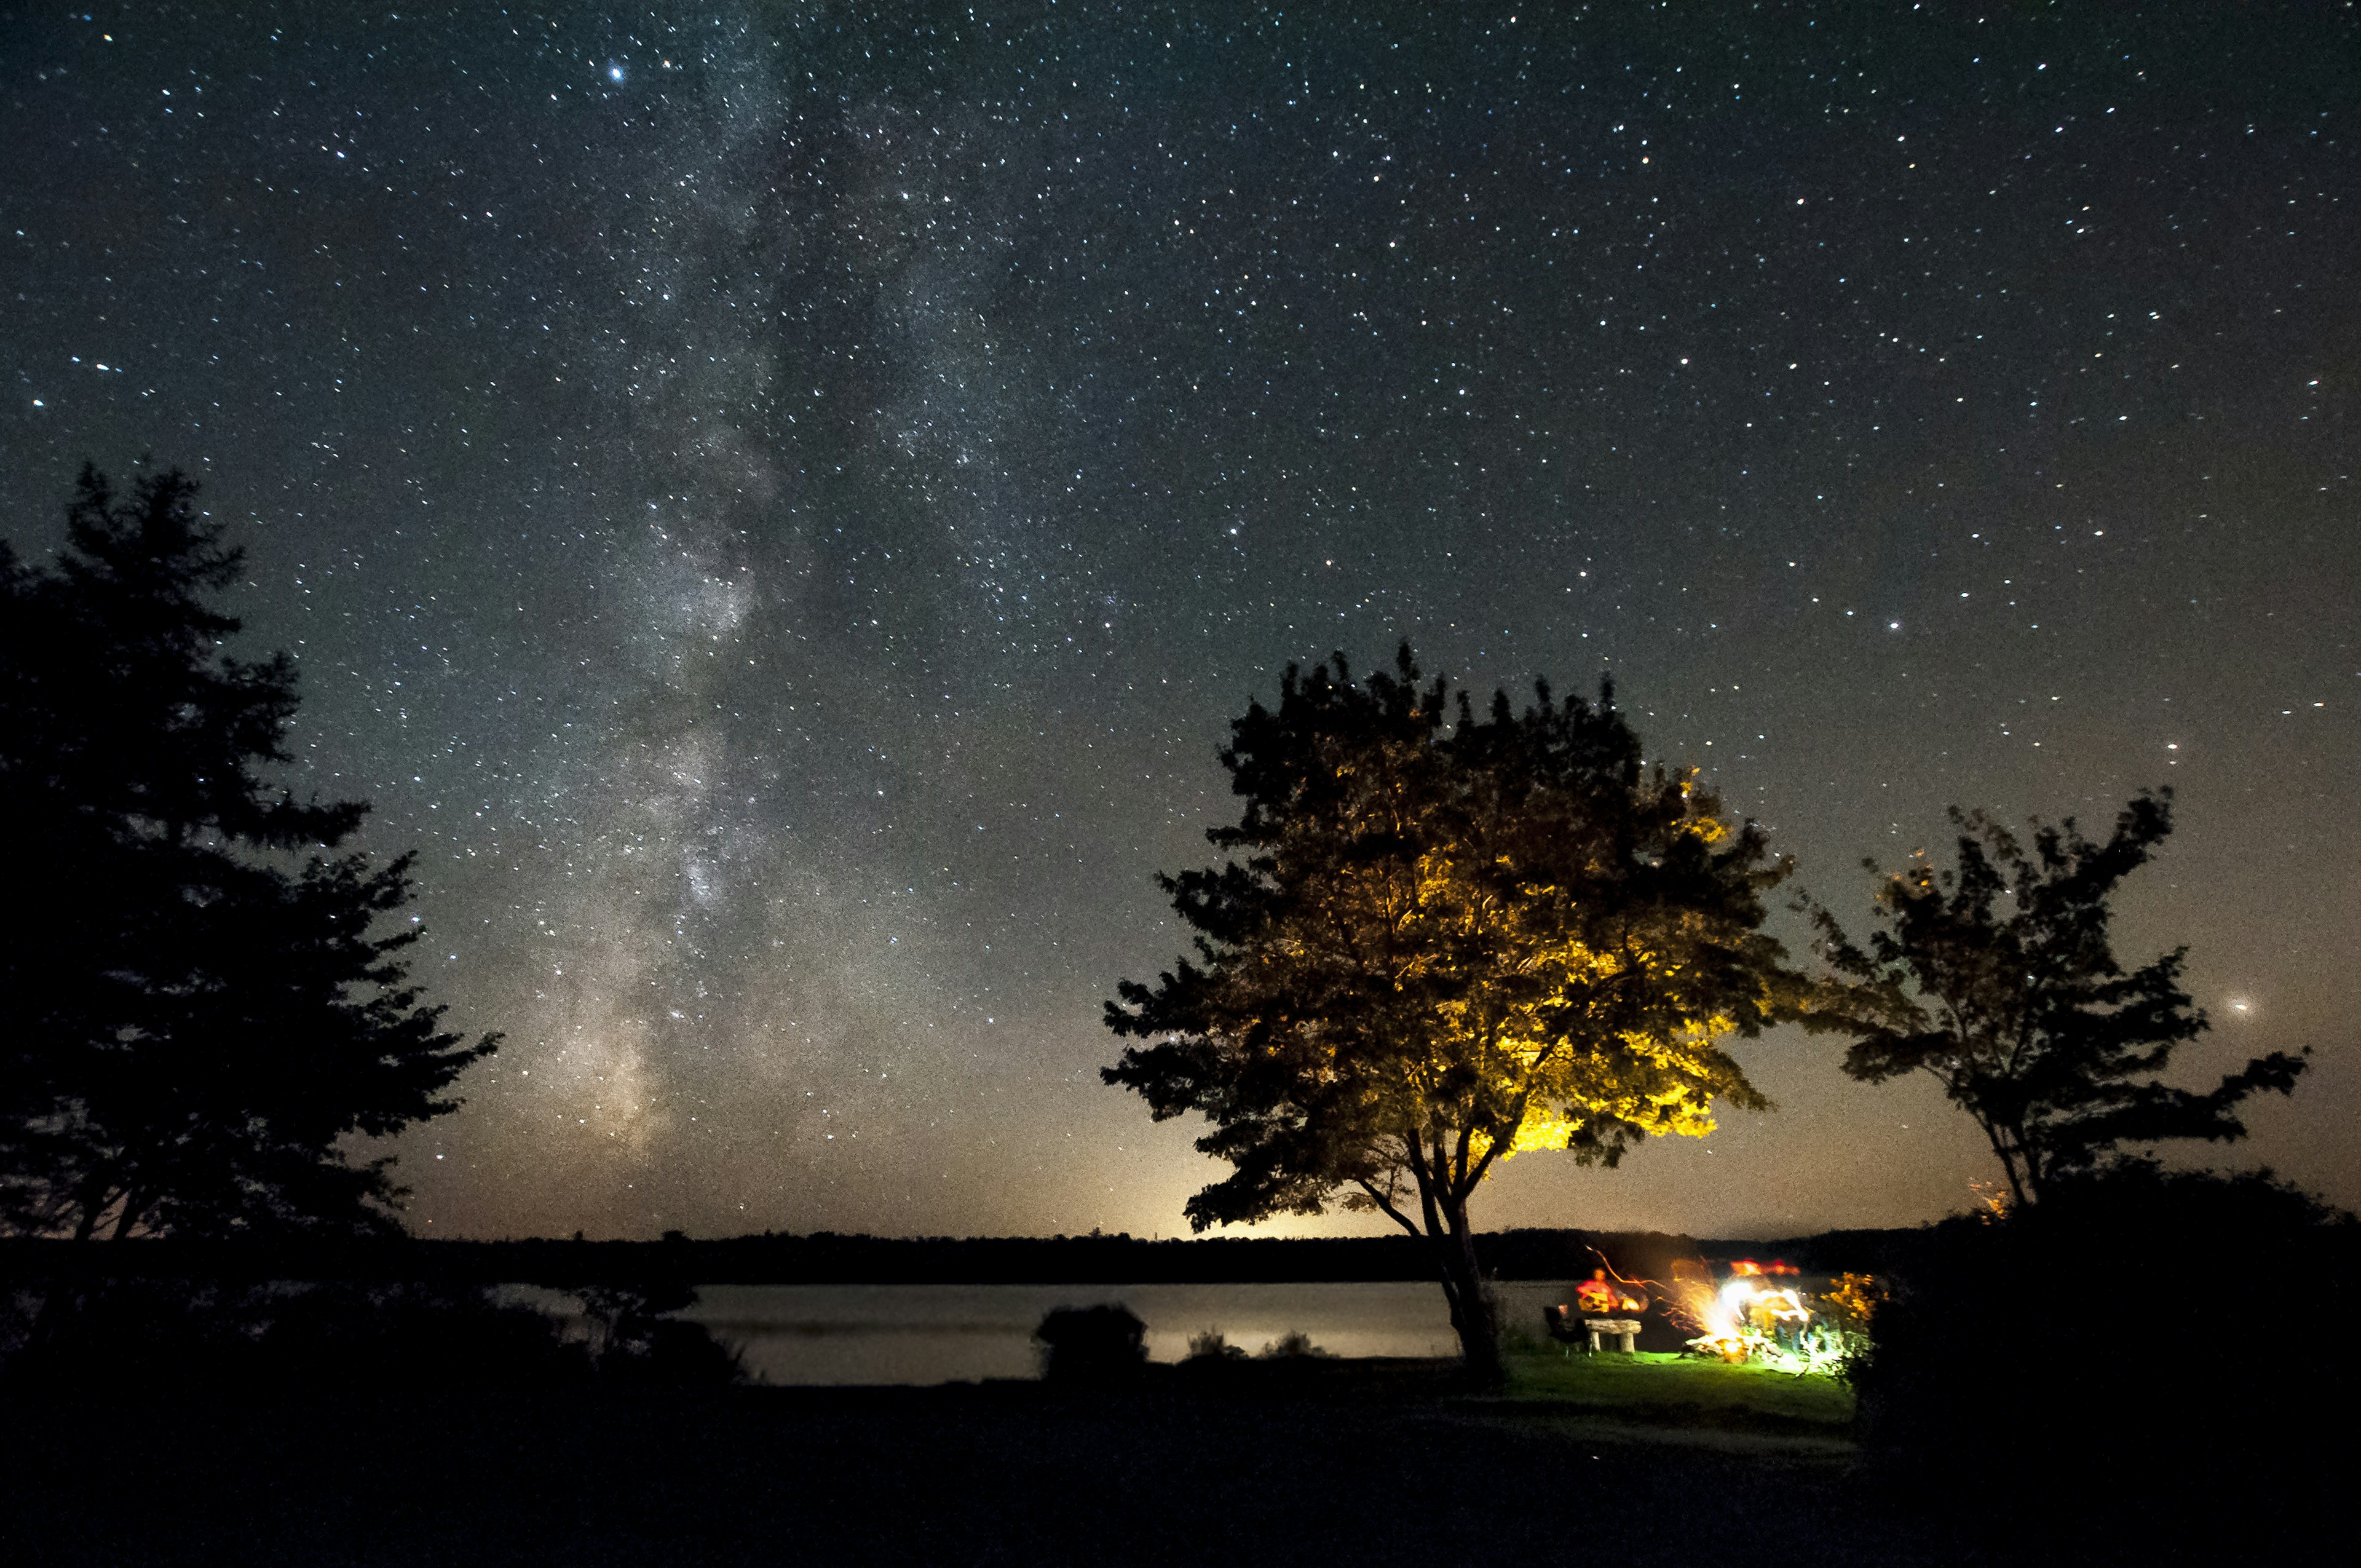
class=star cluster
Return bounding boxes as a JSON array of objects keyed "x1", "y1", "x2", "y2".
[{"x1": 4, "y1": 3, "x2": 2354, "y2": 1238}]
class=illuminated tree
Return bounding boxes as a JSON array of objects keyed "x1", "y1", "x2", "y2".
[
  {"x1": 1809, "y1": 791, "x2": 2306, "y2": 1208},
  {"x1": 0, "y1": 464, "x2": 496, "y2": 1241},
  {"x1": 1104, "y1": 648, "x2": 1803, "y2": 1382}
]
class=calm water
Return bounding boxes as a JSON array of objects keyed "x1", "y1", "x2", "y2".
[{"x1": 673, "y1": 1280, "x2": 1586, "y2": 1385}]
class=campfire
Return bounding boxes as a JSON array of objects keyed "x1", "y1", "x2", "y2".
[
  {"x1": 1550, "y1": 1253, "x2": 1878, "y2": 1376},
  {"x1": 1663, "y1": 1259, "x2": 1868, "y2": 1374}
]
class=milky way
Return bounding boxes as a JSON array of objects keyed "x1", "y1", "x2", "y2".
[{"x1": 4, "y1": 4, "x2": 2354, "y2": 1239}]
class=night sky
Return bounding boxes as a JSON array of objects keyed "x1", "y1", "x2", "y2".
[{"x1": 4, "y1": 2, "x2": 2354, "y2": 1241}]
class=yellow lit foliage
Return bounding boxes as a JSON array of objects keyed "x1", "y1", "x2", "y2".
[
  {"x1": 1823, "y1": 1272, "x2": 1888, "y2": 1328},
  {"x1": 1276, "y1": 772, "x2": 1769, "y2": 1182}
]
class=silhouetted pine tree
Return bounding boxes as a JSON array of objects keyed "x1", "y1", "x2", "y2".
[{"x1": 0, "y1": 464, "x2": 494, "y2": 1241}]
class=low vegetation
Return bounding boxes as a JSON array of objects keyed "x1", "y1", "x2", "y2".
[
  {"x1": 1502, "y1": 1347, "x2": 1855, "y2": 1431},
  {"x1": 1033, "y1": 1303, "x2": 1149, "y2": 1384},
  {"x1": 2, "y1": 1278, "x2": 743, "y2": 1396},
  {"x1": 1854, "y1": 1163, "x2": 2356, "y2": 1527}
]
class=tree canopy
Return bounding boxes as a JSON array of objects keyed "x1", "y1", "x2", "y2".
[
  {"x1": 0, "y1": 464, "x2": 496, "y2": 1241},
  {"x1": 1809, "y1": 791, "x2": 2306, "y2": 1206},
  {"x1": 1104, "y1": 648, "x2": 1805, "y2": 1377}
]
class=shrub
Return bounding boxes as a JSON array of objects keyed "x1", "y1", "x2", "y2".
[
  {"x1": 1185, "y1": 1326, "x2": 1246, "y2": 1361},
  {"x1": 600, "y1": 1315, "x2": 746, "y2": 1390},
  {"x1": 259, "y1": 1282, "x2": 599, "y2": 1393},
  {"x1": 1034, "y1": 1304, "x2": 1149, "y2": 1384},
  {"x1": 2, "y1": 1277, "x2": 746, "y2": 1396},
  {"x1": 1854, "y1": 1165, "x2": 2357, "y2": 1553},
  {"x1": 3, "y1": 1280, "x2": 599, "y2": 1396},
  {"x1": 3, "y1": 1277, "x2": 270, "y2": 1396}
]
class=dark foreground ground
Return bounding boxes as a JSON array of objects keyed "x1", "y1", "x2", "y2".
[{"x1": 0, "y1": 1359, "x2": 2269, "y2": 1567}]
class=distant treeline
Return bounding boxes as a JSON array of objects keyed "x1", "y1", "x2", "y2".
[{"x1": 0, "y1": 1225, "x2": 1923, "y2": 1288}]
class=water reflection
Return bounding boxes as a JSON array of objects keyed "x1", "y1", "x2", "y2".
[{"x1": 674, "y1": 1280, "x2": 1586, "y2": 1385}]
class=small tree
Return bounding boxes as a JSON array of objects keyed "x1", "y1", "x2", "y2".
[
  {"x1": 1105, "y1": 649, "x2": 1803, "y2": 1383},
  {"x1": 1809, "y1": 791, "x2": 2306, "y2": 1207},
  {"x1": 0, "y1": 464, "x2": 496, "y2": 1241}
]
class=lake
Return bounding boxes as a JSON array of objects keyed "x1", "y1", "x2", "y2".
[{"x1": 672, "y1": 1279, "x2": 1589, "y2": 1385}]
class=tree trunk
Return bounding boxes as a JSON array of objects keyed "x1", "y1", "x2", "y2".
[
  {"x1": 107, "y1": 1194, "x2": 144, "y2": 1240},
  {"x1": 1399, "y1": 1134, "x2": 1504, "y2": 1386},
  {"x1": 1434, "y1": 1194, "x2": 1502, "y2": 1388},
  {"x1": 1977, "y1": 1118, "x2": 2033, "y2": 1210},
  {"x1": 68, "y1": 1172, "x2": 117, "y2": 1243}
]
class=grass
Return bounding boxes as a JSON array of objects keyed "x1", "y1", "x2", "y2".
[{"x1": 1500, "y1": 1347, "x2": 1857, "y2": 1431}]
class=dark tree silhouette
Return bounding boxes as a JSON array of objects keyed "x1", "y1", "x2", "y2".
[
  {"x1": 0, "y1": 464, "x2": 495, "y2": 1241},
  {"x1": 1105, "y1": 647, "x2": 1804, "y2": 1383},
  {"x1": 1809, "y1": 790, "x2": 2306, "y2": 1206},
  {"x1": 1032, "y1": 1304, "x2": 1149, "y2": 1385}
]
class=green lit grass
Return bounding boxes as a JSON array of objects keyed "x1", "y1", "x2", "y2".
[{"x1": 1500, "y1": 1348, "x2": 1856, "y2": 1429}]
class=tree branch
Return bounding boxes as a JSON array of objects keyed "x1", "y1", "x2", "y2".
[{"x1": 1353, "y1": 1177, "x2": 1425, "y2": 1241}]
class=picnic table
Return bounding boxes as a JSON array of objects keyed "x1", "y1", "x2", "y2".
[{"x1": 1543, "y1": 1304, "x2": 1643, "y2": 1355}]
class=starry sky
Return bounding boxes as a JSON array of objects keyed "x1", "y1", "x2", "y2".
[{"x1": 4, "y1": 2, "x2": 2354, "y2": 1241}]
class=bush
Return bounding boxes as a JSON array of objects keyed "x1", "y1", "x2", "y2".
[
  {"x1": 1185, "y1": 1326, "x2": 1246, "y2": 1361},
  {"x1": 259, "y1": 1282, "x2": 599, "y2": 1393},
  {"x1": 1255, "y1": 1330, "x2": 1332, "y2": 1360},
  {"x1": 2, "y1": 1277, "x2": 745, "y2": 1396},
  {"x1": 574, "y1": 1280, "x2": 743, "y2": 1386},
  {"x1": 2, "y1": 1279, "x2": 598, "y2": 1396},
  {"x1": 1854, "y1": 1165, "x2": 2357, "y2": 1552},
  {"x1": 2, "y1": 1277, "x2": 272, "y2": 1396},
  {"x1": 599, "y1": 1315, "x2": 746, "y2": 1390},
  {"x1": 1034, "y1": 1304, "x2": 1149, "y2": 1385}
]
